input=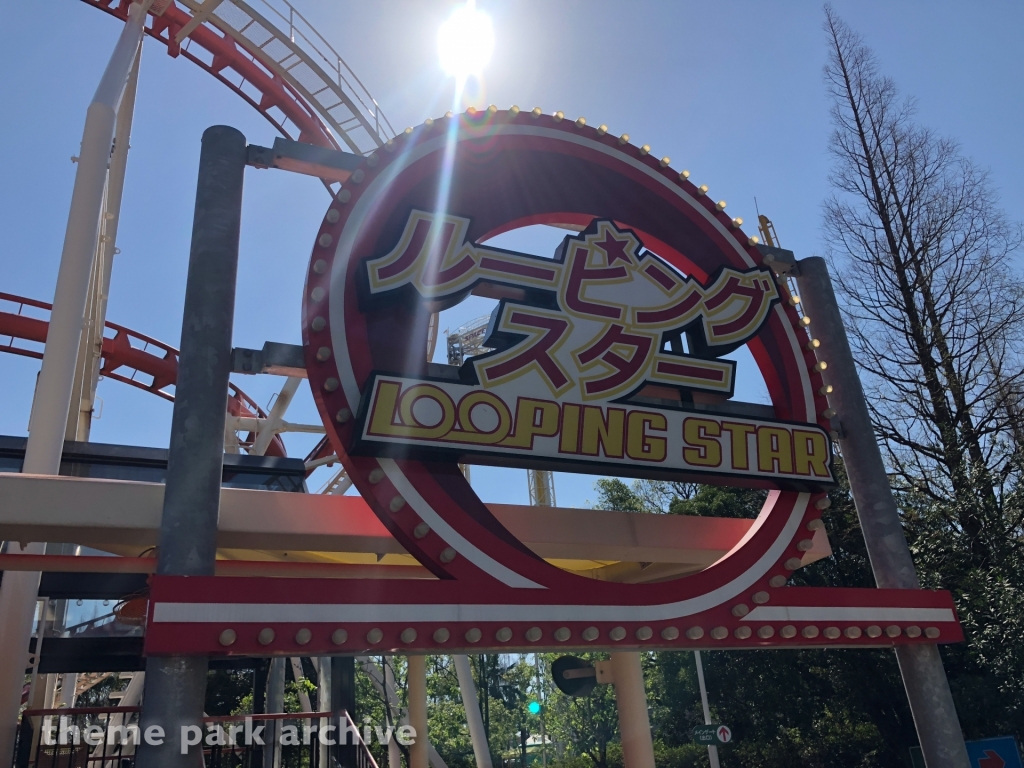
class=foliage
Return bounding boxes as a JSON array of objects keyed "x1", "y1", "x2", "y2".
[
  {"x1": 577, "y1": 16, "x2": 1024, "y2": 758},
  {"x1": 73, "y1": 674, "x2": 122, "y2": 709},
  {"x1": 597, "y1": 473, "x2": 919, "y2": 768},
  {"x1": 821, "y1": 1, "x2": 1024, "y2": 746},
  {"x1": 823, "y1": 4, "x2": 1024, "y2": 510},
  {"x1": 206, "y1": 669, "x2": 256, "y2": 716}
]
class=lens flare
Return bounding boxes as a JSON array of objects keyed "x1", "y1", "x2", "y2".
[{"x1": 438, "y1": 1, "x2": 495, "y2": 80}]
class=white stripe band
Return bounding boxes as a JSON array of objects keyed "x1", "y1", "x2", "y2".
[
  {"x1": 152, "y1": 598, "x2": 953, "y2": 626},
  {"x1": 379, "y1": 458, "x2": 544, "y2": 589}
]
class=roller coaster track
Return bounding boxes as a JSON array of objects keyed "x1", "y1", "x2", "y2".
[
  {"x1": 82, "y1": 0, "x2": 394, "y2": 154},
  {"x1": 0, "y1": 293, "x2": 285, "y2": 457},
  {"x1": 4, "y1": 1, "x2": 396, "y2": 464}
]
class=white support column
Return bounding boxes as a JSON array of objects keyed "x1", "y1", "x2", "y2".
[
  {"x1": 694, "y1": 651, "x2": 719, "y2": 768},
  {"x1": 454, "y1": 655, "x2": 492, "y2": 768},
  {"x1": 41, "y1": 676, "x2": 57, "y2": 711},
  {"x1": 317, "y1": 658, "x2": 331, "y2": 768},
  {"x1": 0, "y1": 3, "x2": 151, "y2": 760},
  {"x1": 252, "y1": 376, "x2": 302, "y2": 456},
  {"x1": 408, "y1": 655, "x2": 429, "y2": 768},
  {"x1": 58, "y1": 674, "x2": 78, "y2": 708},
  {"x1": 288, "y1": 657, "x2": 312, "y2": 713},
  {"x1": 358, "y1": 656, "x2": 449, "y2": 768},
  {"x1": 609, "y1": 652, "x2": 654, "y2": 768},
  {"x1": 67, "y1": 41, "x2": 143, "y2": 441}
]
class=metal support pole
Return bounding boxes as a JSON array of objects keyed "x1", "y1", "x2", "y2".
[
  {"x1": 264, "y1": 658, "x2": 285, "y2": 768},
  {"x1": 608, "y1": 653, "x2": 654, "y2": 768},
  {"x1": 533, "y1": 656, "x2": 546, "y2": 768},
  {"x1": 134, "y1": 125, "x2": 247, "y2": 768},
  {"x1": 454, "y1": 656, "x2": 492, "y2": 768},
  {"x1": 254, "y1": 660, "x2": 269, "y2": 715},
  {"x1": 693, "y1": 652, "x2": 719, "y2": 768},
  {"x1": 253, "y1": 660, "x2": 269, "y2": 768},
  {"x1": 317, "y1": 658, "x2": 331, "y2": 768},
  {"x1": 407, "y1": 655, "x2": 429, "y2": 768},
  {"x1": 332, "y1": 656, "x2": 356, "y2": 768},
  {"x1": 796, "y1": 257, "x2": 969, "y2": 768},
  {"x1": 0, "y1": 4, "x2": 150, "y2": 762}
]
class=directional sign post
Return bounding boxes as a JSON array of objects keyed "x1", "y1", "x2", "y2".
[
  {"x1": 692, "y1": 725, "x2": 732, "y2": 745},
  {"x1": 965, "y1": 737, "x2": 1023, "y2": 768}
]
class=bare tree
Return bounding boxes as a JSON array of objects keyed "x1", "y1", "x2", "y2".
[{"x1": 822, "y1": 6, "x2": 1024, "y2": 555}]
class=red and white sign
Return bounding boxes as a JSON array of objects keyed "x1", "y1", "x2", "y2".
[
  {"x1": 354, "y1": 214, "x2": 832, "y2": 489},
  {"x1": 145, "y1": 108, "x2": 962, "y2": 656}
]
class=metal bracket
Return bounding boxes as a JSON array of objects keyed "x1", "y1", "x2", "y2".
[
  {"x1": 756, "y1": 244, "x2": 798, "y2": 275},
  {"x1": 231, "y1": 342, "x2": 306, "y2": 377},
  {"x1": 561, "y1": 660, "x2": 614, "y2": 685},
  {"x1": 246, "y1": 138, "x2": 363, "y2": 184},
  {"x1": 594, "y1": 660, "x2": 614, "y2": 685}
]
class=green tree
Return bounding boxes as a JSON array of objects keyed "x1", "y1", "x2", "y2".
[
  {"x1": 823, "y1": 3, "x2": 1024, "y2": 744},
  {"x1": 591, "y1": 467, "x2": 920, "y2": 767},
  {"x1": 426, "y1": 656, "x2": 475, "y2": 768}
]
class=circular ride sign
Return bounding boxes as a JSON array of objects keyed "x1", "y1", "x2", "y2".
[
  {"x1": 302, "y1": 108, "x2": 833, "y2": 640},
  {"x1": 143, "y1": 109, "x2": 963, "y2": 658}
]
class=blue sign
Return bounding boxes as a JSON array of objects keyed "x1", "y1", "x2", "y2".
[{"x1": 966, "y1": 737, "x2": 1023, "y2": 768}]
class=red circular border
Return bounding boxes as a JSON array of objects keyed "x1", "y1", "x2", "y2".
[{"x1": 302, "y1": 110, "x2": 831, "y2": 609}]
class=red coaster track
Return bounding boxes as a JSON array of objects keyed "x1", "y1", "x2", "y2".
[
  {"x1": 3, "y1": 0, "x2": 398, "y2": 460},
  {"x1": 80, "y1": 0, "x2": 394, "y2": 154},
  {"x1": 0, "y1": 292, "x2": 285, "y2": 457}
]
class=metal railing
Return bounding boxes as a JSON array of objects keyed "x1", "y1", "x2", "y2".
[
  {"x1": 15, "y1": 707, "x2": 141, "y2": 768},
  {"x1": 177, "y1": 0, "x2": 394, "y2": 153},
  {"x1": 82, "y1": 0, "x2": 392, "y2": 157},
  {"x1": 250, "y1": 0, "x2": 394, "y2": 140}
]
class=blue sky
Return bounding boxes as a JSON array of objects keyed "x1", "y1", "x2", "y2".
[{"x1": 2, "y1": 0, "x2": 1022, "y2": 508}]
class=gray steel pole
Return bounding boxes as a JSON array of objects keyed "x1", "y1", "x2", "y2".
[
  {"x1": 796, "y1": 257, "x2": 969, "y2": 768},
  {"x1": 264, "y1": 658, "x2": 286, "y2": 768},
  {"x1": 332, "y1": 656, "x2": 356, "y2": 768},
  {"x1": 693, "y1": 652, "x2": 719, "y2": 768},
  {"x1": 135, "y1": 125, "x2": 247, "y2": 768}
]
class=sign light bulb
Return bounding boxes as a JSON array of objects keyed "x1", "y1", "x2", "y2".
[
  {"x1": 438, "y1": 1, "x2": 495, "y2": 79},
  {"x1": 528, "y1": 700, "x2": 541, "y2": 715}
]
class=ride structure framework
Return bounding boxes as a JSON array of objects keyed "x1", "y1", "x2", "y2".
[{"x1": 0, "y1": 2, "x2": 972, "y2": 767}]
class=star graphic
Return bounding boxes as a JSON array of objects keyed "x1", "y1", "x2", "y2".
[{"x1": 595, "y1": 231, "x2": 633, "y2": 266}]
